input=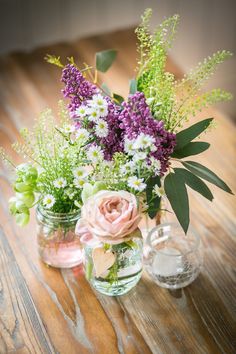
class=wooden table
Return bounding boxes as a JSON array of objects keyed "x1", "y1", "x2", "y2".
[{"x1": 0, "y1": 29, "x2": 235, "y2": 354}]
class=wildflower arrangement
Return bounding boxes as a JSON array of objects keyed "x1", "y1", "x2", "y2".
[
  {"x1": 45, "y1": 9, "x2": 233, "y2": 234},
  {"x1": 1, "y1": 9, "x2": 233, "y2": 236},
  {"x1": 0, "y1": 103, "x2": 100, "y2": 225}
]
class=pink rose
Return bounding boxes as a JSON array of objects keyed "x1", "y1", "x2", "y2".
[
  {"x1": 80, "y1": 190, "x2": 142, "y2": 244},
  {"x1": 75, "y1": 219, "x2": 101, "y2": 247}
]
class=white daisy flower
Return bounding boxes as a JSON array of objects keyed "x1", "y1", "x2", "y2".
[
  {"x1": 87, "y1": 107, "x2": 100, "y2": 122},
  {"x1": 75, "y1": 128, "x2": 90, "y2": 143},
  {"x1": 74, "y1": 178, "x2": 86, "y2": 189},
  {"x1": 43, "y1": 194, "x2": 55, "y2": 209},
  {"x1": 75, "y1": 105, "x2": 88, "y2": 118},
  {"x1": 95, "y1": 119, "x2": 109, "y2": 138},
  {"x1": 74, "y1": 200, "x2": 82, "y2": 208},
  {"x1": 62, "y1": 124, "x2": 75, "y2": 134},
  {"x1": 65, "y1": 189, "x2": 76, "y2": 199},
  {"x1": 90, "y1": 94, "x2": 108, "y2": 109},
  {"x1": 150, "y1": 144, "x2": 157, "y2": 152},
  {"x1": 150, "y1": 157, "x2": 161, "y2": 173},
  {"x1": 134, "y1": 133, "x2": 155, "y2": 150},
  {"x1": 127, "y1": 176, "x2": 146, "y2": 192},
  {"x1": 87, "y1": 145, "x2": 104, "y2": 163},
  {"x1": 53, "y1": 177, "x2": 67, "y2": 189},
  {"x1": 98, "y1": 105, "x2": 108, "y2": 117},
  {"x1": 73, "y1": 166, "x2": 88, "y2": 179},
  {"x1": 120, "y1": 161, "x2": 136, "y2": 175},
  {"x1": 153, "y1": 184, "x2": 165, "y2": 197},
  {"x1": 132, "y1": 151, "x2": 148, "y2": 162},
  {"x1": 124, "y1": 137, "x2": 136, "y2": 156}
]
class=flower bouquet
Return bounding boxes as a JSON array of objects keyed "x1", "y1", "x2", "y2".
[{"x1": 1, "y1": 9, "x2": 233, "y2": 293}]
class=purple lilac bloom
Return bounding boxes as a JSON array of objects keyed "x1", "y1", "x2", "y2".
[
  {"x1": 61, "y1": 64, "x2": 97, "y2": 116},
  {"x1": 99, "y1": 98, "x2": 124, "y2": 160},
  {"x1": 119, "y1": 92, "x2": 176, "y2": 173}
]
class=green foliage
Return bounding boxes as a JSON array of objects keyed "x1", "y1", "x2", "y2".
[
  {"x1": 113, "y1": 93, "x2": 124, "y2": 104},
  {"x1": 146, "y1": 175, "x2": 161, "y2": 218},
  {"x1": 164, "y1": 169, "x2": 189, "y2": 233},
  {"x1": 173, "y1": 168, "x2": 213, "y2": 201},
  {"x1": 174, "y1": 118, "x2": 213, "y2": 149},
  {"x1": 101, "y1": 83, "x2": 111, "y2": 96},
  {"x1": 182, "y1": 161, "x2": 233, "y2": 194},
  {"x1": 135, "y1": 10, "x2": 233, "y2": 131},
  {"x1": 45, "y1": 54, "x2": 64, "y2": 68},
  {"x1": 172, "y1": 141, "x2": 210, "y2": 158},
  {"x1": 95, "y1": 49, "x2": 117, "y2": 73},
  {"x1": 129, "y1": 79, "x2": 137, "y2": 94}
]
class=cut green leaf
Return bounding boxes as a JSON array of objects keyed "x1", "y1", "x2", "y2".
[
  {"x1": 146, "y1": 176, "x2": 161, "y2": 219},
  {"x1": 164, "y1": 171, "x2": 189, "y2": 233},
  {"x1": 174, "y1": 168, "x2": 213, "y2": 201},
  {"x1": 172, "y1": 142, "x2": 210, "y2": 158},
  {"x1": 182, "y1": 161, "x2": 233, "y2": 194},
  {"x1": 175, "y1": 118, "x2": 213, "y2": 150},
  {"x1": 96, "y1": 49, "x2": 117, "y2": 73},
  {"x1": 129, "y1": 79, "x2": 137, "y2": 94},
  {"x1": 113, "y1": 93, "x2": 124, "y2": 104},
  {"x1": 101, "y1": 83, "x2": 111, "y2": 96}
]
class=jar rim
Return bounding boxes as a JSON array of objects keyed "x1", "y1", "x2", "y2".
[
  {"x1": 36, "y1": 204, "x2": 80, "y2": 220},
  {"x1": 147, "y1": 222, "x2": 200, "y2": 257}
]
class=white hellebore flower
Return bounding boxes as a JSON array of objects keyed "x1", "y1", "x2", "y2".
[
  {"x1": 73, "y1": 166, "x2": 88, "y2": 179},
  {"x1": 43, "y1": 194, "x2": 55, "y2": 209},
  {"x1": 53, "y1": 177, "x2": 67, "y2": 189},
  {"x1": 95, "y1": 119, "x2": 109, "y2": 138},
  {"x1": 75, "y1": 105, "x2": 88, "y2": 118},
  {"x1": 87, "y1": 145, "x2": 104, "y2": 163},
  {"x1": 134, "y1": 133, "x2": 155, "y2": 150},
  {"x1": 128, "y1": 176, "x2": 146, "y2": 192},
  {"x1": 153, "y1": 184, "x2": 165, "y2": 197}
]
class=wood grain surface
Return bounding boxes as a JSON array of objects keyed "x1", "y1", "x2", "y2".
[{"x1": 0, "y1": 28, "x2": 235, "y2": 354}]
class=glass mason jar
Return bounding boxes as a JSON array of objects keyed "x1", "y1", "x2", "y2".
[
  {"x1": 144, "y1": 223, "x2": 203, "y2": 289},
  {"x1": 84, "y1": 237, "x2": 143, "y2": 296},
  {"x1": 36, "y1": 206, "x2": 83, "y2": 268}
]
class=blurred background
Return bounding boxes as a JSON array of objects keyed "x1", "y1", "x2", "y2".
[{"x1": 0, "y1": 0, "x2": 235, "y2": 118}]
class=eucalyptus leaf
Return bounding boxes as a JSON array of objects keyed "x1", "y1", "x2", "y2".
[
  {"x1": 172, "y1": 142, "x2": 210, "y2": 158},
  {"x1": 113, "y1": 93, "x2": 124, "y2": 104},
  {"x1": 164, "y1": 171, "x2": 189, "y2": 233},
  {"x1": 96, "y1": 49, "x2": 117, "y2": 73},
  {"x1": 101, "y1": 83, "x2": 111, "y2": 96},
  {"x1": 129, "y1": 79, "x2": 137, "y2": 94},
  {"x1": 175, "y1": 118, "x2": 213, "y2": 150},
  {"x1": 174, "y1": 168, "x2": 213, "y2": 201},
  {"x1": 146, "y1": 176, "x2": 161, "y2": 219},
  {"x1": 182, "y1": 161, "x2": 233, "y2": 194}
]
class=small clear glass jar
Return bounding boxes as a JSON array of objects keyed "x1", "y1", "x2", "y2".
[
  {"x1": 144, "y1": 223, "x2": 203, "y2": 289},
  {"x1": 36, "y1": 206, "x2": 83, "y2": 268},
  {"x1": 84, "y1": 237, "x2": 143, "y2": 296}
]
